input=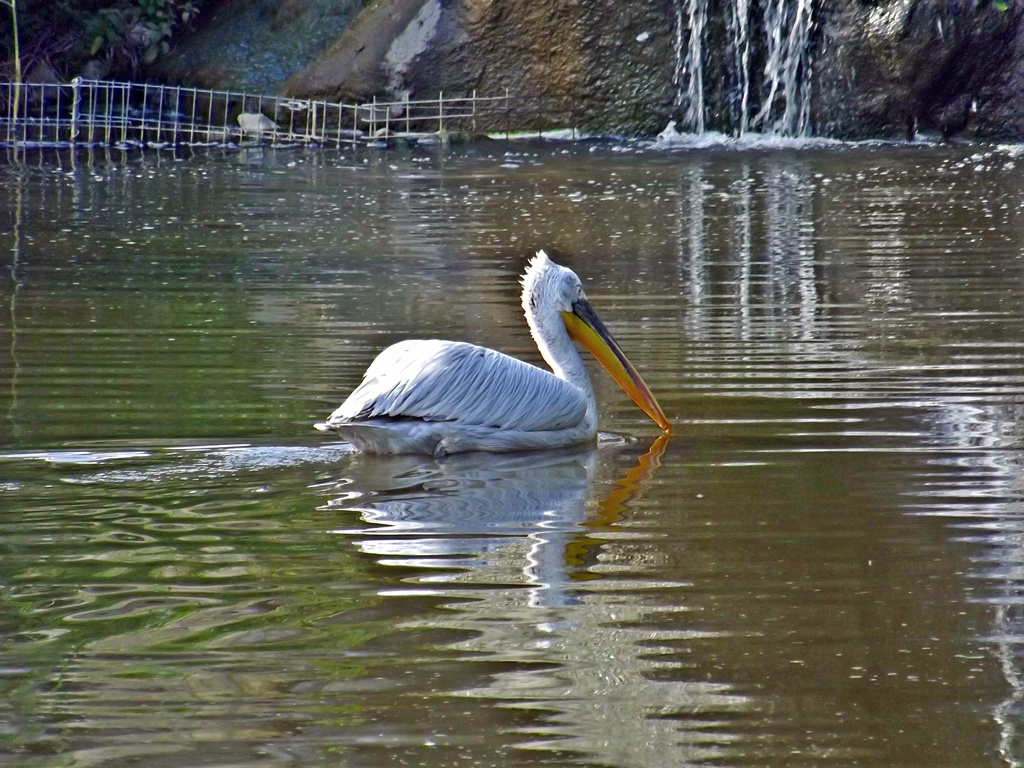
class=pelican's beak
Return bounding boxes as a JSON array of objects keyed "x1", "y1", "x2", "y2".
[{"x1": 562, "y1": 299, "x2": 671, "y2": 433}]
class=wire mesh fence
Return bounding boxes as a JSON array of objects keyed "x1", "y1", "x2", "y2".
[{"x1": 0, "y1": 78, "x2": 582, "y2": 149}]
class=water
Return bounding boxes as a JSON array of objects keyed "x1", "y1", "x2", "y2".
[{"x1": 2, "y1": 139, "x2": 1024, "y2": 767}]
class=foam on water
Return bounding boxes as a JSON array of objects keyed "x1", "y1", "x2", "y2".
[{"x1": 650, "y1": 120, "x2": 843, "y2": 150}]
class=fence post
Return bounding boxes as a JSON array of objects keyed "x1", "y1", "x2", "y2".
[
  {"x1": 256, "y1": 94, "x2": 263, "y2": 143},
  {"x1": 143, "y1": 83, "x2": 150, "y2": 144},
  {"x1": 86, "y1": 81, "x2": 95, "y2": 144},
  {"x1": 70, "y1": 77, "x2": 80, "y2": 144},
  {"x1": 206, "y1": 89, "x2": 213, "y2": 143},
  {"x1": 173, "y1": 88, "x2": 181, "y2": 144},
  {"x1": 188, "y1": 86, "x2": 196, "y2": 144},
  {"x1": 36, "y1": 84, "x2": 45, "y2": 144},
  {"x1": 155, "y1": 84, "x2": 165, "y2": 143},
  {"x1": 105, "y1": 83, "x2": 113, "y2": 145},
  {"x1": 120, "y1": 82, "x2": 129, "y2": 145},
  {"x1": 222, "y1": 91, "x2": 230, "y2": 145}
]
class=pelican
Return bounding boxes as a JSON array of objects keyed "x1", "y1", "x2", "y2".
[{"x1": 315, "y1": 250, "x2": 670, "y2": 456}]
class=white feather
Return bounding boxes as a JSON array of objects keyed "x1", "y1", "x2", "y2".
[{"x1": 323, "y1": 339, "x2": 586, "y2": 431}]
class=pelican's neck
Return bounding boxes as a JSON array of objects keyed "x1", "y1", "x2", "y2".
[
  {"x1": 520, "y1": 251, "x2": 598, "y2": 424},
  {"x1": 526, "y1": 305, "x2": 596, "y2": 406}
]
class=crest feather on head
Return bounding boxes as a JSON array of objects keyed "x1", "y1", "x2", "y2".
[
  {"x1": 522, "y1": 249, "x2": 551, "y2": 286},
  {"x1": 521, "y1": 249, "x2": 556, "y2": 313}
]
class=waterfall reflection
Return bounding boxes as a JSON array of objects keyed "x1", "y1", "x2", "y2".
[
  {"x1": 673, "y1": 153, "x2": 1024, "y2": 763},
  {"x1": 764, "y1": 162, "x2": 818, "y2": 336},
  {"x1": 676, "y1": 158, "x2": 823, "y2": 342},
  {"x1": 966, "y1": 451, "x2": 1024, "y2": 768},
  {"x1": 325, "y1": 437, "x2": 753, "y2": 765},
  {"x1": 912, "y1": 403, "x2": 1024, "y2": 766},
  {"x1": 965, "y1": 455, "x2": 1024, "y2": 768},
  {"x1": 678, "y1": 163, "x2": 709, "y2": 340},
  {"x1": 732, "y1": 163, "x2": 754, "y2": 337}
]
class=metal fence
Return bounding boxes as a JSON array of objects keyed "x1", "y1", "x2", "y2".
[{"x1": 0, "y1": 78, "x2": 580, "y2": 149}]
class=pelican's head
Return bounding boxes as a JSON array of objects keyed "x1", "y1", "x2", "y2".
[
  {"x1": 522, "y1": 250, "x2": 671, "y2": 433},
  {"x1": 521, "y1": 249, "x2": 583, "y2": 323}
]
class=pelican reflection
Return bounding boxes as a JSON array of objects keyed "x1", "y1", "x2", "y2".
[
  {"x1": 324, "y1": 436, "x2": 668, "y2": 607},
  {"x1": 322, "y1": 435, "x2": 752, "y2": 765}
]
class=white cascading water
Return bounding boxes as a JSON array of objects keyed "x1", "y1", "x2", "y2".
[
  {"x1": 671, "y1": 0, "x2": 814, "y2": 137},
  {"x1": 673, "y1": 0, "x2": 708, "y2": 133},
  {"x1": 686, "y1": 0, "x2": 708, "y2": 133},
  {"x1": 729, "y1": 0, "x2": 752, "y2": 136},
  {"x1": 672, "y1": 1, "x2": 686, "y2": 123}
]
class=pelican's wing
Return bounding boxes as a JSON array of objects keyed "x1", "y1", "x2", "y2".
[{"x1": 324, "y1": 340, "x2": 587, "y2": 432}]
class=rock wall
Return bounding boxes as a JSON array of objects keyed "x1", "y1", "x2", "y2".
[
  {"x1": 815, "y1": 0, "x2": 1023, "y2": 140},
  {"x1": 283, "y1": 0, "x2": 677, "y2": 136},
  {"x1": 148, "y1": 0, "x2": 1024, "y2": 140}
]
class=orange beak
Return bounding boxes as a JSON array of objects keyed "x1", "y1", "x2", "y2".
[{"x1": 562, "y1": 299, "x2": 671, "y2": 433}]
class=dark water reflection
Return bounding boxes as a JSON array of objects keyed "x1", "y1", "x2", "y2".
[{"x1": 2, "y1": 141, "x2": 1024, "y2": 766}]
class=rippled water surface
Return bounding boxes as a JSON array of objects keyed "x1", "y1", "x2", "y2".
[{"x1": 3, "y1": 140, "x2": 1024, "y2": 767}]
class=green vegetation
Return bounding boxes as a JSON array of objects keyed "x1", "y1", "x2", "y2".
[
  {"x1": 87, "y1": 0, "x2": 201, "y2": 67},
  {"x1": 0, "y1": 0, "x2": 20, "y2": 114},
  {"x1": 0, "y1": 0, "x2": 203, "y2": 81}
]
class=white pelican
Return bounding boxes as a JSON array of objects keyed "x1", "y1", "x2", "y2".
[{"x1": 315, "y1": 250, "x2": 670, "y2": 456}]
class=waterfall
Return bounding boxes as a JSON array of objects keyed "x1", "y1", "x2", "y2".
[
  {"x1": 671, "y1": 0, "x2": 814, "y2": 137},
  {"x1": 673, "y1": 0, "x2": 708, "y2": 134},
  {"x1": 729, "y1": 0, "x2": 752, "y2": 136}
]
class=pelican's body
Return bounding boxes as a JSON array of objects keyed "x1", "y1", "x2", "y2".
[{"x1": 316, "y1": 251, "x2": 669, "y2": 456}]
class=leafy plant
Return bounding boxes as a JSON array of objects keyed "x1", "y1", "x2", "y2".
[
  {"x1": 0, "y1": 0, "x2": 20, "y2": 115},
  {"x1": 85, "y1": 0, "x2": 201, "y2": 70}
]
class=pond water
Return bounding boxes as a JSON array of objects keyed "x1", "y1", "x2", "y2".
[{"x1": 2, "y1": 138, "x2": 1024, "y2": 767}]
